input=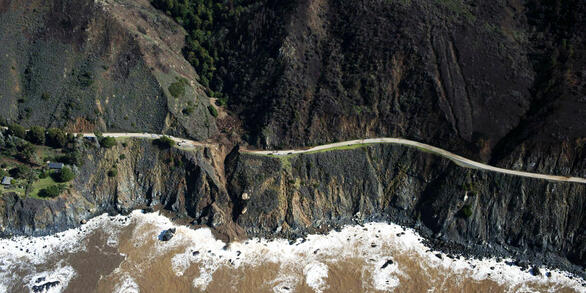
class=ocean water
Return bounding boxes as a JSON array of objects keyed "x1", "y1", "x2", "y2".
[{"x1": 0, "y1": 211, "x2": 584, "y2": 293}]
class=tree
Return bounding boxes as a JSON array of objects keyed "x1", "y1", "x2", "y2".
[
  {"x1": 107, "y1": 168, "x2": 118, "y2": 177},
  {"x1": 46, "y1": 128, "x2": 67, "y2": 148},
  {"x1": 17, "y1": 143, "x2": 38, "y2": 164},
  {"x1": 153, "y1": 136, "x2": 175, "y2": 149},
  {"x1": 54, "y1": 166, "x2": 75, "y2": 182},
  {"x1": 10, "y1": 165, "x2": 31, "y2": 179},
  {"x1": 208, "y1": 105, "x2": 218, "y2": 117},
  {"x1": 26, "y1": 126, "x2": 46, "y2": 145},
  {"x1": 39, "y1": 184, "x2": 66, "y2": 198},
  {"x1": 8, "y1": 123, "x2": 26, "y2": 138},
  {"x1": 100, "y1": 137, "x2": 117, "y2": 148},
  {"x1": 57, "y1": 150, "x2": 81, "y2": 166}
]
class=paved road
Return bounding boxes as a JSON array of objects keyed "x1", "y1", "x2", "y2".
[
  {"x1": 75, "y1": 133, "x2": 586, "y2": 184},
  {"x1": 78, "y1": 132, "x2": 210, "y2": 149},
  {"x1": 245, "y1": 138, "x2": 586, "y2": 184}
]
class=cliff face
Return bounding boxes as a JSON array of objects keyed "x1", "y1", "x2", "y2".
[
  {"x1": 0, "y1": 140, "x2": 584, "y2": 274},
  {"x1": 227, "y1": 144, "x2": 586, "y2": 272},
  {"x1": 0, "y1": 139, "x2": 232, "y2": 237},
  {"x1": 0, "y1": 0, "x2": 217, "y2": 139}
]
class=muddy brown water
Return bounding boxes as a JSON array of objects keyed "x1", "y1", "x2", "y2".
[{"x1": 1, "y1": 212, "x2": 583, "y2": 293}]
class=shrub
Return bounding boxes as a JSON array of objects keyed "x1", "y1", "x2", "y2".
[
  {"x1": 41, "y1": 92, "x2": 51, "y2": 100},
  {"x1": 153, "y1": 136, "x2": 174, "y2": 149},
  {"x1": 17, "y1": 143, "x2": 38, "y2": 164},
  {"x1": 10, "y1": 165, "x2": 32, "y2": 179},
  {"x1": 8, "y1": 123, "x2": 26, "y2": 138},
  {"x1": 57, "y1": 151, "x2": 81, "y2": 166},
  {"x1": 78, "y1": 71, "x2": 93, "y2": 87},
  {"x1": 54, "y1": 166, "x2": 75, "y2": 182},
  {"x1": 26, "y1": 126, "x2": 46, "y2": 145},
  {"x1": 46, "y1": 128, "x2": 67, "y2": 148},
  {"x1": 168, "y1": 80, "x2": 186, "y2": 98},
  {"x1": 39, "y1": 170, "x2": 50, "y2": 179},
  {"x1": 39, "y1": 184, "x2": 66, "y2": 198},
  {"x1": 100, "y1": 137, "x2": 117, "y2": 148},
  {"x1": 182, "y1": 106, "x2": 194, "y2": 116},
  {"x1": 208, "y1": 105, "x2": 218, "y2": 117},
  {"x1": 119, "y1": 154, "x2": 126, "y2": 160},
  {"x1": 107, "y1": 168, "x2": 118, "y2": 177}
]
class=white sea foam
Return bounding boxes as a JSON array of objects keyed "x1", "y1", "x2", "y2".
[
  {"x1": 2, "y1": 210, "x2": 585, "y2": 292},
  {"x1": 269, "y1": 274, "x2": 298, "y2": 293},
  {"x1": 24, "y1": 263, "x2": 76, "y2": 293},
  {"x1": 114, "y1": 274, "x2": 140, "y2": 293},
  {"x1": 127, "y1": 212, "x2": 584, "y2": 292},
  {"x1": 303, "y1": 262, "x2": 329, "y2": 292},
  {"x1": 0, "y1": 213, "x2": 132, "y2": 292}
]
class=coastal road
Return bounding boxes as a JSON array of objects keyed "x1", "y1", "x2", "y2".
[
  {"x1": 78, "y1": 132, "x2": 212, "y2": 149},
  {"x1": 80, "y1": 133, "x2": 586, "y2": 184}
]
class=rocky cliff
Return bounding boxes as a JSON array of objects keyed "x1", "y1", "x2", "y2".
[
  {"x1": 0, "y1": 138, "x2": 234, "y2": 237},
  {"x1": 1, "y1": 139, "x2": 584, "y2": 276},
  {"x1": 227, "y1": 144, "x2": 586, "y2": 275}
]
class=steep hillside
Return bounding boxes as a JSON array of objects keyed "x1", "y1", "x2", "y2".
[
  {"x1": 0, "y1": 0, "x2": 217, "y2": 140},
  {"x1": 150, "y1": 0, "x2": 584, "y2": 167}
]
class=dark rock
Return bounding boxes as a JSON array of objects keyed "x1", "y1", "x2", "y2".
[
  {"x1": 381, "y1": 259, "x2": 394, "y2": 269},
  {"x1": 159, "y1": 228, "x2": 176, "y2": 241},
  {"x1": 32, "y1": 281, "x2": 60, "y2": 293},
  {"x1": 530, "y1": 266, "x2": 541, "y2": 276}
]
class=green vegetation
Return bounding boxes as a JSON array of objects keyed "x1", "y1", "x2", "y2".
[
  {"x1": 16, "y1": 143, "x2": 38, "y2": 164},
  {"x1": 0, "y1": 126, "x2": 81, "y2": 199},
  {"x1": 38, "y1": 184, "x2": 66, "y2": 198},
  {"x1": 107, "y1": 168, "x2": 118, "y2": 177},
  {"x1": 57, "y1": 150, "x2": 82, "y2": 166},
  {"x1": 207, "y1": 105, "x2": 218, "y2": 117},
  {"x1": 100, "y1": 136, "x2": 117, "y2": 148},
  {"x1": 153, "y1": 136, "x2": 175, "y2": 149},
  {"x1": 150, "y1": 0, "x2": 254, "y2": 101},
  {"x1": 10, "y1": 165, "x2": 32, "y2": 179},
  {"x1": 182, "y1": 106, "x2": 195, "y2": 116},
  {"x1": 41, "y1": 92, "x2": 51, "y2": 101},
  {"x1": 8, "y1": 123, "x2": 26, "y2": 138},
  {"x1": 168, "y1": 77, "x2": 189, "y2": 98},
  {"x1": 119, "y1": 154, "x2": 126, "y2": 160},
  {"x1": 26, "y1": 126, "x2": 46, "y2": 145},
  {"x1": 53, "y1": 166, "x2": 75, "y2": 182},
  {"x1": 46, "y1": 128, "x2": 67, "y2": 148}
]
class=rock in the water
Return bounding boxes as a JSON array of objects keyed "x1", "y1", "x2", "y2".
[
  {"x1": 32, "y1": 281, "x2": 60, "y2": 293},
  {"x1": 381, "y1": 259, "x2": 394, "y2": 269},
  {"x1": 530, "y1": 266, "x2": 541, "y2": 276},
  {"x1": 159, "y1": 228, "x2": 176, "y2": 241}
]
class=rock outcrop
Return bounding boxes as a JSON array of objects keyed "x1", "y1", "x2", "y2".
[
  {"x1": 0, "y1": 139, "x2": 584, "y2": 276},
  {"x1": 227, "y1": 144, "x2": 586, "y2": 275},
  {"x1": 0, "y1": 138, "x2": 232, "y2": 237}
]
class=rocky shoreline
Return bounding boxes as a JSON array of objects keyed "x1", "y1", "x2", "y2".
[{"x1": 1, "y1": 139, "x2": 585, "y2": 281}]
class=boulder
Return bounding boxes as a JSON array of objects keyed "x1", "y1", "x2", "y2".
[{"x1": 159, "y1": 228, "x2": 176, "y2": 241}]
